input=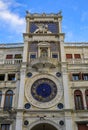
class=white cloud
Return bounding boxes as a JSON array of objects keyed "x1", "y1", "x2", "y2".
[{"x1": 0, "y1": 0, "x2": 25, "y2": 33}]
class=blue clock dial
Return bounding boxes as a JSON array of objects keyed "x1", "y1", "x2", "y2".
[
  {"x1": 31, "y1": 78, "x2": 57, "y2": 102},
  {"x1": 36, "y1": 83, "x2": 51, "y2": 98}
]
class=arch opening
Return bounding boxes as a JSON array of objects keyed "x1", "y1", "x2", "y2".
[{"x1": 31, "y1": 123, "x2": 58, "y2": 130}]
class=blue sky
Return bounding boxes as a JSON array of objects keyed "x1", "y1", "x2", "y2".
[{"x1": 0, "y1": 0, "x2": 88, "y2": 43}]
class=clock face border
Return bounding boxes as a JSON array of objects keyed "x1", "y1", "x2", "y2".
[{"x1": 25, "y1": 74, "x2": 63, "y2": 109}]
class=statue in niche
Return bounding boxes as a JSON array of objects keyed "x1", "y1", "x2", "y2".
[{"x1": 40, "y1": 48, "x2": 48, "y2": 58}]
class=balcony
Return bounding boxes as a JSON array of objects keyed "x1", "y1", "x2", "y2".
[
  {"x1": 30, "y1": 57, "x2": 58, "y2": 70},
  {"x1": 66, "y1": 58, "x2": 88, "y2": 64},
  {"x1": 0, "y1": 59, "x2": 22, "y2": 65}
]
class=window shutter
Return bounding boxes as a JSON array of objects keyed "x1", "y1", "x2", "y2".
[
  {"x1": 66, "y1": 54, "x2": 72, "y2": 59},
  {"x1": 14, "y1": 54, "x2": 22, "y2": 59},
  {"x1": 6, "y1": 54, "x2": 13, "y2": 59},
  {"x1": 69, "y1": 73, "x2": 73, "y2": 81},
  {"x1": 74, "y1": 54, "x2": 81, "y2": 59}
]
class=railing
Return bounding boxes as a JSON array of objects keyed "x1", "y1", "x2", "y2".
[
  {"x1": 66, "y1": 58, "x2": 88, "y2": 64},
  {"x1": 0, "y1": 43, "x2": 24, "y2": 48},
  {"x1": 74, "y1": 107, "x2": 88, "y2": 111},
  {"x1": 0, "y1": 59, "x2": 22, "y2": 65},
  {"x1": 64, "y1": 42, "x2": 88, "y2": 46},
  {"x1": 30, "y1": 57, "x2": 58, "y2": 66}
]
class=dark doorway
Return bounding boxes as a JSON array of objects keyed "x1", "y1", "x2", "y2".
[
  {"x1": 78, "y1": 124, "x2": 88, "y2": 130},
  {"x1": 31, "y1": 123, "x2": 57, "y2": 130}
]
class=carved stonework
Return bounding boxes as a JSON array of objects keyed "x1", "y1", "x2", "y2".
[{"x1": 34, "y1": 24, "x2": 52, "y2": 34}]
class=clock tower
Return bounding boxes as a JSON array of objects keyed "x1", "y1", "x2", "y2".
[{"x1": 16, "y1": 12, "x2": 73, "y2": 130}]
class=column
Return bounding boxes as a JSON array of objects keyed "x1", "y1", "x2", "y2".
[
  {"x1": 62, "y1": 70, "x2": 70, "y2": 109},
  {"x1": 58, "y1": 19, "x2": 62, "y2": 33},
  {"x1": 17, "y1": 68, "x2": 26, "y2": 108},
  {"x1": 59, "y1": 40, "x2": 65, "y2": 62},
  {"x1": 26, "y1": 18, "x2": 30, "y2": 33},
  {"x1": 15, "y1": 69, "x2": 26, "y2": 130},
  {"x1": 15, "y1": 113, "x2": 23, "y2": 130},
  {"x1": 5, "y1": 73, "x2": 8, "y2": 81},
  {"x1": 65, "y1": 115, "x2": 73, "y2": 130},
  {"x1": 23, "y1": 42, "x2": 29, "y2": 63},
  {"x1": 48, "y1": 47, "x2": 50, "y2": 58},
  {"x1": 38, "y1": 47, "x2": 41, "y2": 58},
  {"x1": 82, "y1": 89, "x2": 87, "y2": 110},
  {"x1": 1, "y1": 91, "x2": 5, "y2": 108},
  {"x1": 14, "y1": 80, "x2": 20, "y2": 107}
]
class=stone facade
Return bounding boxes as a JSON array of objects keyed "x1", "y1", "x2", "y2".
[{"x1": 0, "y1": 12, "x2": 88, "y2": 130}]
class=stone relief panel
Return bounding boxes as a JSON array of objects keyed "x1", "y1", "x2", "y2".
[{"x1": 30, "y1": 22, "x2": 58, "y2": 33}]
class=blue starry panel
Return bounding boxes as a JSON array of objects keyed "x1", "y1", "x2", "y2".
[
  {"x1": 30, "y1": 22, "x2": 58, "y2": 33},
  {"x1": 50, "y1": 42, "x2": 59, "y2": 51},
  {"x1": 29, "y1": 42, "x2": 38, "y2": 52}
]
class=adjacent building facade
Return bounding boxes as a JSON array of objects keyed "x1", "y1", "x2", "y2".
[{"x1": 0, "y1": 12, "x2": 88, "y2": 130}]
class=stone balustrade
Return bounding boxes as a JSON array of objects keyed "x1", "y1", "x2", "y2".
[
  {"x1": 0, "y1": 59, "x2": 22, "y2": 65},
  {"x1": 30, "y1": 57, "x2": 58, "y2": 67},
  {"x1": 66, "y1": 58, "x2": 88, "y2": 64}
]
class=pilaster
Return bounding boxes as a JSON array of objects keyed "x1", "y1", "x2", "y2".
[
  {"x1": 26, "y1": 17, "x2": 30, "y2": 33},
  {"x1": 59, "y1": 35, "x2": 65, "y2": 62},
  {"x1": 65, "y1": 113, "x2": 73, "y2": 130},
  {"x1": 17, "y1": 68, "x2": 26, "y2": 109},
  {"x1": 82, "y1": 89, "x2": 87, "y2": 109},
  {"x1": 1, "y1": 91, "x2": 5, "y2": 108},
  {"x1": 23, "y1": 41, "x2": 29, "y2": 63},
  {"x1": 58, "y1": 18, "x2": 62, "y2": 33},
  {"x1": 15, "y1": 113, "x2": 23, "y2": 130},
  {"x1": 62, "y1": 68, "x2": 70, "y2": 109}
]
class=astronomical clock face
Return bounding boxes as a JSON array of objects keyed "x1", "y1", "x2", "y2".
[
  {"x1": 31, "y1": 78, "x2": 57, "y2": 102},
  {"x1": 25, "y1": 75, "x2": 63, "y2": 108}
]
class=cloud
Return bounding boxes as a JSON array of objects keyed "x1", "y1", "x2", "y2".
[{"x1": 0, "y1": 0, "x2": 25, "y2": 33}]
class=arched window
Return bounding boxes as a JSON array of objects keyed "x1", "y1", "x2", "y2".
[
  {"x1": 74, "y1": 90, "x2": 84, "y2": 110},
  {"x1": 1, "y1": 124, "x2": 10, "y2": 130},
  {"x1": 4, "y1": 90, "x2": 13, "y2": 110},
  {"x1": 85, "y1": 90, "x2": 88, "y2": 109},
  {"x1": 0, "y1": 91, "x2": 2, "y2": 106}
]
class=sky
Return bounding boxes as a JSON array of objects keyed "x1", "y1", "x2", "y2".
[{"x1": 0, "y1": 0, "x2": 88, "y2": 43}]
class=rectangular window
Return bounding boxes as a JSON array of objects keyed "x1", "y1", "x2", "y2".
[
  {"x1": 52, "y1": 54, "x2": 58, "y2": 58},
  {"x1": 66, "y1": 54, "x2": 72, "y2": 59},
  {"x1": 83, "y1": 74, "x2": 88, "y2": 80},
  {"x1": 6, "y1": 54, "x2": 13, "y2": 59},
  {"x1": 0, "y1": 74, "x2": 5, "y2": 81},
  {"x1": 72, "y1": 74, "x2": 80, "y2": 81},
  {"x1": 30, "y1": 54, "x2": 36, "y2": 59},
  {"x1": 8, "y1": 74, "x2": 15, "y2": 81},
  {"x1": 14, "y1": 54, "x2": 22, "y2": 59},
  {"x1": 74, "y1": 54, "x2": 81, "y2": 59},
  {"x1": 1, "y1": 124, "x2": 10, "y2": 130}
]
